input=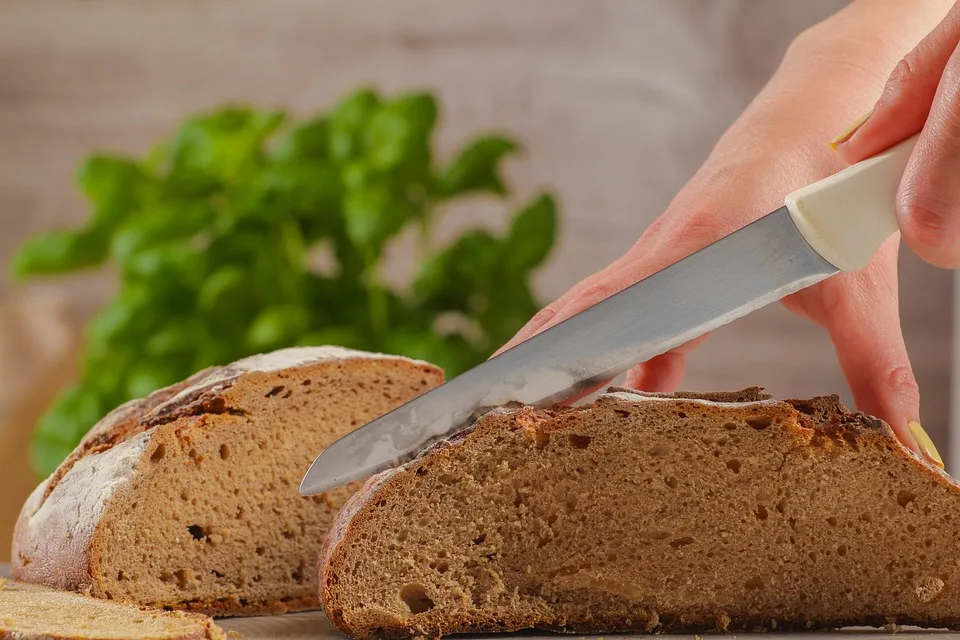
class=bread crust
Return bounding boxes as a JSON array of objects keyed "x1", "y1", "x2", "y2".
[
  {"x1": 12, "y1": 346, "x2": 442, "y2": 616},
  {"x1": 0, "y1": 578, "x2": 225, "y2": 640},
  {"x1": 319, "y1": 387, "x2": 959, "y2": 639}
]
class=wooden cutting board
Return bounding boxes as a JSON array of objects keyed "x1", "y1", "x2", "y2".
[
  {"x1": 3, "y1": 564, "x2": 958, "y2": 639},
  {"x1": 218, "y1": 615, "x2": 960, "y2": 640},
  {"x1": 218, "y1": 611, "x2": 334, "y2": 639}
]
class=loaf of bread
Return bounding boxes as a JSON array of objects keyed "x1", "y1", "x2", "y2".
[
  {"x1": 0, "y1": 578, "x2": 224, "y2": 640},
  {"x1": 320, "y1": 387, "x2": 960, "y2": 638},
  {"x1": 12, "y1": 346, "x2": 443, "y2": 617}
]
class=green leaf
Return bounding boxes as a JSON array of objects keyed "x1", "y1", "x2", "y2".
[
  {"x1": 504, "y1": 193, "x2": 557, "y2": 272},
  {"x1": 109, "y1": 203, "x2": 214, "y2": 264},
  {"x1": 479, "y1": 278, "x2": 539, "y2": 348},
  {"x1": 121, "y1": 243, "x2": 204, "y2": 288},
  {"x1": 245, "y1": 305, "x2": 310, "y2": 351},
  {"x1": 438, "y1": 134, "x2": 518, "y2": 197},
  {"x1": 77, "y1": 154, "x2": 152, "y2": 230},
  {"x1": 242, "y1": 161, "x2": 341, "y2": 228},
  {"x1": 166, "y1": 106, "x2": 286, "y2": 192},
  {"x1": 413, "y1": 230, "x2": 501, "y2": 311},
  {"x1": 145, "y1": 321, "x2": 199, "y2": 357},
  {"x1": 84, "y1": 287, "x2": 156, "y2": 354},
  {"x1": 198, "y1": 265, "x2": 249, "y2": 312},
  {"x1": 363, "y1": 93, "x2": 437, "y2": 175},
  {"x1": 274, "y1": 115, "x2": 329, "y2": 161},
  {"x1": 9, "y1": 228, "x2": 109, "y2": 278},
  {"x1": 343, "y1": 186, "x2": 411, "y2": 256},
  {"x1": 327, "y1": 88, "x2": 381, "y2": 164}
]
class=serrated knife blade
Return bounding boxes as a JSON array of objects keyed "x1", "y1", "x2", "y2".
[
  {"x1": 300, "y1": 208, "x2": 834, "y2": 495},
  {"x1": 299, "y1": 135, "x2": 919, "y2": 497}
]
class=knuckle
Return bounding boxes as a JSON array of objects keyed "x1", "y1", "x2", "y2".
[
  {"x1": 898, "y1": 186, "x2": 952, "y2": 249},
  {"x1": 574, "y1": 281, "x2": 618, "y2": 308},
  {"x1": 530, "y1": 305, "x2": 559, "y2": 326},
  {"x1": 885, "y1": 364, "x2": 920, "y2": 405},
  {"x1": 886, "y1": 57, "x2": 919, "y2": 95},
  {"x1": 879, "y1": 55, "x2": 930, "y2": 108}
]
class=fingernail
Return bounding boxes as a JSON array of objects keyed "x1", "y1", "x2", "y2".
[
  {"x1": 830, "y1": 107, "x2": 876, "y2": 149},
  {"x1": 908, "y1": 421, "x2": 944, "y2": 468}
]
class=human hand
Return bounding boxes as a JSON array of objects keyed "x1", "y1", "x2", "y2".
[
  {"x1": 495, "y1": 0, "x2": 958, "y2": 467},
  {"x1": 834, "y1": 1, "x2": 960, "y2": 271}
]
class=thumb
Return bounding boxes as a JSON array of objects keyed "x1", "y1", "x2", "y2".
[{"x1": 834, "y1": 2, "x2": 960, "y2": 268}]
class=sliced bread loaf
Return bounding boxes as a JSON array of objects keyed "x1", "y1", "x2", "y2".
[
  {"x1": 0, "y1": 578, "x2": 224, "y2": 640},
  {"x1": 12, "y1": 346, "x2": 443, "y2": 616},
  {"x1": 320, "y1": 388, "x2": 960, "y2": 638}
]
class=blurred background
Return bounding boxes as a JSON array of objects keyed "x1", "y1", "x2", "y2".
[{"x1": 0, "y1": 0, "x2": 953, "y2": 561}]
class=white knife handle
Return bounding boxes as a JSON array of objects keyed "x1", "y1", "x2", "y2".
[{"x1": 784, "y1": 134, "x2": 918, "y2": 272}]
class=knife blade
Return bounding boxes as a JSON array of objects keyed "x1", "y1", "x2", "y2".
[{"x1": 300, "y1": 134, "x2": 918, "y2": 497}]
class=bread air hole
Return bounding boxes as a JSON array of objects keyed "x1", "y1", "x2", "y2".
[
  {"x1": 400, "y1": 583, "x2": 435, "y2": 614},
  {"x1": 150, "y1": 444, "x2": 166, "y2": 462},
  {"x1": 746, "y1": 416, "x2": 772, "y2": 430},
  {"x1": 726, "y1": 459, "x2": 741, "y2": 474},
  {"x1": 755, "y1": 505, "x2": 768, "y2": 521},
  {"x1": 897, "y1": 489, "x2": 917, "y2": 508},
  {"x1": 568, "y1": 434, "x2": 591, "y2": 449}
]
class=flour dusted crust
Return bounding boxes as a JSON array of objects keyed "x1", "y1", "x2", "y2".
[
  {"x1": 13, "y1": 433, "x2": 151, "y2": 593},
  {"x1": 319, "y1": 387, "x2": 960, "y2": 639},
  {"x1": 12, "y1": 346, "x2": 442, "y2": 613}
]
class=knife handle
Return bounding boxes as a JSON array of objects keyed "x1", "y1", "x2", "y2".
[{"x1": 784, "y1": 134, "x2": 919, "y2": 272}]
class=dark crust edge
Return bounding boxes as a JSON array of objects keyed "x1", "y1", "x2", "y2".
[
  {"x1": 39, "y1": 366, "x2": 225, "y2": 504},
  {"x1": 316, "y1": 613, "x2": 960, "y2": 640},
  {"x1": 318, "y1": 388, "x2": 960, "y2": 639}
]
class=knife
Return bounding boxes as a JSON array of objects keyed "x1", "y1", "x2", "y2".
[{"x1": 300, "y1": 134, "x2": 919, "y2": 497}]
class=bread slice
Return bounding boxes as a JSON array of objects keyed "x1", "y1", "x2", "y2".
[
  {"x1": 0, "y1": 578, "x2": 224, "y2": 640},
  {"x1": 12, "y1": 346, "x2": 443, "y2": 617},
  {"x1": 320, "y1": 387, "x2": 960, "y2": 638}
]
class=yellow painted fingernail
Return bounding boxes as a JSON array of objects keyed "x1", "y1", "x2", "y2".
[
  {"x1": 829, "y1": 107, "x2": 876, "y2": 149},
  {"x1": 908, "y1": 421, "x2": 944, "y2": 468}
]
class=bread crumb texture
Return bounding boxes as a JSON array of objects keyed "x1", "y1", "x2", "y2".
[
  {"x1": 321, "y1": 388, "x2": 960, "y2": 638},
  {"x1": 0, "y1": 579, "x2": 224, "y2": 639},
  {"x1": 11, "y1": 346, "x2": 443, "y2": 617}
]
